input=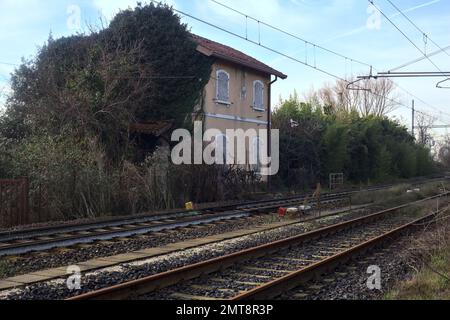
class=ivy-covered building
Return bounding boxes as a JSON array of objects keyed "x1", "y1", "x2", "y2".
[{"x1": 192, "y1": 35, "x2": 287, "y2": 172}]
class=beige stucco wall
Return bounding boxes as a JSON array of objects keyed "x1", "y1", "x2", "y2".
[
  {"x1": 202, "y1": 60, "x2": 271, "y2": 132},
  {"x1": 199, "y1": 60, "x2": 272, "y2": 179}
]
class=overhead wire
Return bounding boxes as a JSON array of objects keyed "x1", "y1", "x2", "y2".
[
  {"x1": 210, "y1": 0, "x2": 373, "y2": 69},
  {"x1": 384, "y1": 0, "x2": 450, "y2": 57},
  {"x1": 368, "y1": 1, "x2": 447, "y2": 79},
  {"x1": 169, "y1": 0, "x2": 447, "y2": 121}
]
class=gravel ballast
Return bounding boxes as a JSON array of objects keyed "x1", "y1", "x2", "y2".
[
  {"x1": 0, "y1": 203, "x2": 369, "y2": 279},
  {"x1": 1, "y1": 207, "x2": 377, "y2": 300}
]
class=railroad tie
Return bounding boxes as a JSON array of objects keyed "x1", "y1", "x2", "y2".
[
  {"x1": 273, "y1": 257, "x2": 317, "y2": 264},
  {"x1": 243, "y1": 266, "x2": 293, "y2": 273},
  {"x1": 170, "y1": 293, "x2": 223, "y2": 301},
  {"x1": 235, "y1": 273, "x2": 272, "y2": 279},
  {"x1": 311, "y1": 254, "x2": 331, "y2": 260},
  {"x1": 292, "y1": 292, "x2": 309, "y2": 299},
  {"x1": 190, "y1": 285, "x2": 237, "y2": 293}
]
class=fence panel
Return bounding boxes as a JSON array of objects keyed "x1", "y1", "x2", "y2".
[{"x1": 0, "y1": 178, "x2": 29, "y2": 228}]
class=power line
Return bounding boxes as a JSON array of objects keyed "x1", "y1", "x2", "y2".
[
  {"x1": 208, "y1": 0, "x2": 449, "y2": 120},
  {"x1": 0, "y1": 0, "x2": 441, "y2": 122},
  {"x1": 0, "y1": 61, "x2": 18, "y2": 66},
  {"x1": 210, "y1": 0, "x2": 372, "y2": 70},
  {"x1": 369, "y1": 1, "x2": 447, "y2": 78},
  {"x1": 149, "y1": 0, "x2": 441, "y2": 120},
  {"x1": 1, "y1": 1, "x2": 445, "y2": 124},
  {"x1": 366, "y1": 71, "x2": 450, "y2": 78},
  {"x1": 156, "y1": 1, "x2": 342, "y2": 81},
  {"x1": 389, "y1": 45, "x2": 450, "y2": 72},
  {"x1": 384, "y1": 0, "x2": 450, "y2": 57},
  {"x1": 393, "y1": 82, "x2": 450, "y2": 122},
  {"x1": 204, "y1": 1, "x2": 447, "y2": 120}
]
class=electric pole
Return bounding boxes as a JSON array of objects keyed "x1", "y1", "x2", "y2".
[{"x1": 411, "y1": 99, "x2": 415, "y2": 137}]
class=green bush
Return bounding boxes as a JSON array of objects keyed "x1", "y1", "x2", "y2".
[{"x1": 272, "y1": 96, "x2": 436, "y2": 189}]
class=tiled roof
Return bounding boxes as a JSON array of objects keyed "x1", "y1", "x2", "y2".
[{"x1": 192, "y1": 34, "x2": 287, "y2": 79}]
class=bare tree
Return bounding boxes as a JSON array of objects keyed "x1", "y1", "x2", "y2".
[
  {"x1": 358, "y1": 77, "x2": 398, "y2": 117},
  {"x1": 415, "y1": 113, "x2": 436, "y2": 147},
  {"x1": 311, "y1": 76, "x2": 399, "y2": 117},
  {"x1": 438, "y1": 137, "x2": 450, "y2": 168}
]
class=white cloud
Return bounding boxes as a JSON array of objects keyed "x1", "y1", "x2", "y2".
[
  {"x1": 391, "y1": 0, "x2": 441, "y2": 17},
  {"x1": 324, "y1": 0, "x2": 442, "y2": 43}
]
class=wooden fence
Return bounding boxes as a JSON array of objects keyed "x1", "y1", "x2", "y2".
[{"x1": 0, "y1": 178, "x2": 30, "y2": 228}]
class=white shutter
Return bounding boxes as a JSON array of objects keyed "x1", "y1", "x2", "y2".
[
  {"x1": 216, "y1": 70, "x2": 230, "y2": 103},
  {"x1": 253, "y1": 81, "x2": 264, "y2": 110}
]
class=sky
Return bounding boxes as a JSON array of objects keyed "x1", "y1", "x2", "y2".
[{"x1": 0, "y1": 0, "x2": 449, "y2": 139}]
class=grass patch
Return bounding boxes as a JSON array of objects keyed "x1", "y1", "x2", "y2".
[
  {"x1": 0, "y1": 259, "x2": 8, "y2": 279},
  {"x1": 386, "y1": 246, "x2": 450, "y2": 300},
  {"x1": 385, "y1": 211, "x2": 450, "y2": 300},
  {"x1": 351, "y1": 182, "x2": 450, "y2": 208}
]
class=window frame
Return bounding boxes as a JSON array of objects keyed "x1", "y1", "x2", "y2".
[
  {"x1": 215, "y1": 69, "x2": 231, "y2": 106},
  {"x1": 252, "y1": 80, "x2": 265, "y2": 111}
]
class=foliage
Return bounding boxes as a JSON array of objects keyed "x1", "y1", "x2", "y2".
[
  {"x1": 105, "y1": 3, "x2": 213, "y2": 124},
  {"x1": 2, "y1": 133, "x2": 113, "y2": 220},
  {"x1": 272, "y1": 94, "x2": 436, "y2": 188},
  {"x1": 1, "y1": 3, "x2": 212, "y2": 163},
  {"x1": 0, "y1": 3, "x2": 438, "y2": 222},
  {"x1": 0, "y1": 4, "x2": 218, "y2": 222},
  {"x1": 272, "y1": 93, "x2": 326, "y2": 189}
]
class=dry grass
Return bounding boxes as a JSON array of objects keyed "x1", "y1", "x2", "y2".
[
  {"x1": 385, "y1": 212, "x2": 450, "y2": 300},
  {"x1": 0, "y1": 259, "x2": 7, "y2": 279},
  {"x1": 351, "y1": 181, "x2": 450, "y2": 208}
]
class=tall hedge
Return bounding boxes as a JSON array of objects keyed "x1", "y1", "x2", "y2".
[{"x1": 272, "y1": 95, "x2": 436, "y2": 188}]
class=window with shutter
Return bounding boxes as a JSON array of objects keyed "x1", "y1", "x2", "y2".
[
  {"x1": 216, "y1": 70, "x2": 230, "y2": 105},
  {"x1": 253, "y1": 80, "x2": 264, "y2": 111}
]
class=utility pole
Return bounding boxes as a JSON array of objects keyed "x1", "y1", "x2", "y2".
[{"x1": 411, "y1": 100, "x2": 415, "y2": 137}]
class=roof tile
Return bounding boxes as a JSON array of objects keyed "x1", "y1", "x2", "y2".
[{"x1": 192, "y1": 34, "x2": 287, "y2": 79}]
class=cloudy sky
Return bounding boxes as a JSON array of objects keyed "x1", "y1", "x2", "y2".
[{"x1": 0, "y1": 0, "x2": 449, "y2": 137}]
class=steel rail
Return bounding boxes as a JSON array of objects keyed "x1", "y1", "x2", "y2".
[
  {"x1": 0, "y1": 195, "x2": 348, "y2": 257},
  {"x1": 231, "y1": 209, "x2": 443, "y2": 300},
  {"x1": 1, "y1": 177, "x2": 445, "y2": 257},
  {"x1": 0, "y1": 189, "x2": 356, "y2": 242},
  {"x1": 67, "y1": 192, "x2": 448, "y2": 300},
  {"x1": 2, "y1": 175, "x2": 444, "y2": 242}
]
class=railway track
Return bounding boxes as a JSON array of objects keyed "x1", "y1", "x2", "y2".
[
  {"x1": 1, "y1": 177, "x2": 445, "y2": 258},
  {"x1": 68, "y1": 192, "x2": 449, "y2": 300},
  {"x1": 0, "y1": 193, "x2": 348, "y2": 257}
]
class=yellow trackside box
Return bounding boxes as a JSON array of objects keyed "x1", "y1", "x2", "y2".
[{"x1": 185, "y1": 202, "x2": 194, "y2": 210}]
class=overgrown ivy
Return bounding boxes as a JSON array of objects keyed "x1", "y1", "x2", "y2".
[{"x1": 1, "y1": 3, "x2": 213, "y2": 163}]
